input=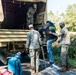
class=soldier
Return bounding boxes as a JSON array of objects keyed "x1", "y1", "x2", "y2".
[
  {"x1": 26, "y1": 4, "x2": 37, "y2": 26},
  {"x1": 39, "y1": 21, "x2": 57, "y2": 65},
  {"x1": 25, "y1": 24, "x2": 42, "y2": 73},
  {"x1": 49, "y1": 22, "x2": 70, "y2": 72}
]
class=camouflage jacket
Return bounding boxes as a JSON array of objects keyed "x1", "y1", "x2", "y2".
[
  {"x1": 59, "y1": 27, "x2": 70, "y2": 45},
  {"x1": 26, "y1": 29, "x2": 42, "y2": 49}
]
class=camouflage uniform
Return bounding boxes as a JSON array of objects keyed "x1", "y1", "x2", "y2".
[
  {"x1": 26, "y1": 29, "x2": 42, "y2": 71},
  {"x1": 26, "y1": 4, "x2": 37, "y2": 25},
  {"x1": 58, "y1": 26, "x2": 70, "y2": 66},
  {"x1": 60, "y1": 45, "x2": 69, "y2": 66},
  {"x1": 51, "y1": 23, "x2": 70, "y2": 71},
  {"x1": 26, "y1": 7, "x2": 35, "y2": 25}
]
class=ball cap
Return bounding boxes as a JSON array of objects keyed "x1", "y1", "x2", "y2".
[
  {"x1": 59, "y1": 22, "x2": 64, "y2": 26},
  {"x1": 28, "y1": 24, "x2": 33, "y2": 28}
]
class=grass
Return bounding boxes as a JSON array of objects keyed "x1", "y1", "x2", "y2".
[
  {"x1": 68, "y1": 59, "x2": 76, "y2": 68},
  {"x1": 54, "y1": 56, "x2": 76, "y2": 68}
]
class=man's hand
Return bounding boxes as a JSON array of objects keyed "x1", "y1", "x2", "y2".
[{"x1": 48, "y1": 31, "x2": 52, "y2": 34}]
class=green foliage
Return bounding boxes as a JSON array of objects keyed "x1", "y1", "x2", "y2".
[
  {"x1": 68, "y1": 59, "x2": 76, "y2": 68},
  {"x1": 54, "y1": 56, "x2": 76, "y2": 68},
  {"x1": 47, "y1": 11, "x2": 60, "y2": 32},
  {"x1": 53, "y1": 46, "x2": 60, "y2": 56},
  {"x1": 54, "y1": 56, "x2": 60, "y2": 65},
  {"x1": 47, "y1": 4, "x2": 76, "y2": 32},
  {"x1": 61, "y1": 4, "x2": 76, "y2": 31},
  {"x1": 69, "y1": 35, "x2": 76, "y2": 59},
  {"x1": 47, "y1": 11, "x2": 55, "y2": 21}
]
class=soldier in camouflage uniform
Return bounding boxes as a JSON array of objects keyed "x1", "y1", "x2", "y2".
[
  {"x1": 57, "y1": 22, "x2": 70, "y2": 72},
  {"x1": 49, "y1": 22, "x2": 70, "y2": 72},
  {"x1": 26, "y1": 4, "x2": 37, "y2": 25},
  {"x1": 26, "y1": 24, "x2": 42, "y2": 73}
]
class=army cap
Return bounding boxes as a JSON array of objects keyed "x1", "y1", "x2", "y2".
[
  {"x1": 59, "y1": 22, "x2": 64, "y2": 26},
  {"x1": 29, "y1": 24, "x2": 33, "y2": 28}
]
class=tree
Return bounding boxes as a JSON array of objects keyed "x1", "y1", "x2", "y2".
[
  {"x1": 47, "y1": 11, "x2": 60, "y2": 31},
  {"x1": 47, "y1": 11, "x2": 55, "y2": 21},
  {"x1": 61, "y1": 4, "x2": 76, "y2": 31}
]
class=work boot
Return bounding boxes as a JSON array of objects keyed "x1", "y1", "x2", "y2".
[
  {"x1": 66, "y1": 65, "x2": 69, "y2": 70},
  {"x1": 57, "y1": 66, "x2": 67, "y2": 72}
]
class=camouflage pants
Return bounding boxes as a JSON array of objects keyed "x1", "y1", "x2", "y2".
[
  {"x1": 29, "y1": 49, "x2": 40, "y2": 71},
  {"x1": 60, "y1": 45, "x2": 69, "y2": 66}
]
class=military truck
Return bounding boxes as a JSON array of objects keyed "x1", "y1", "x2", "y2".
[{"x1": 0, "y1": 0, "x2": 47, "y2": 56}]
